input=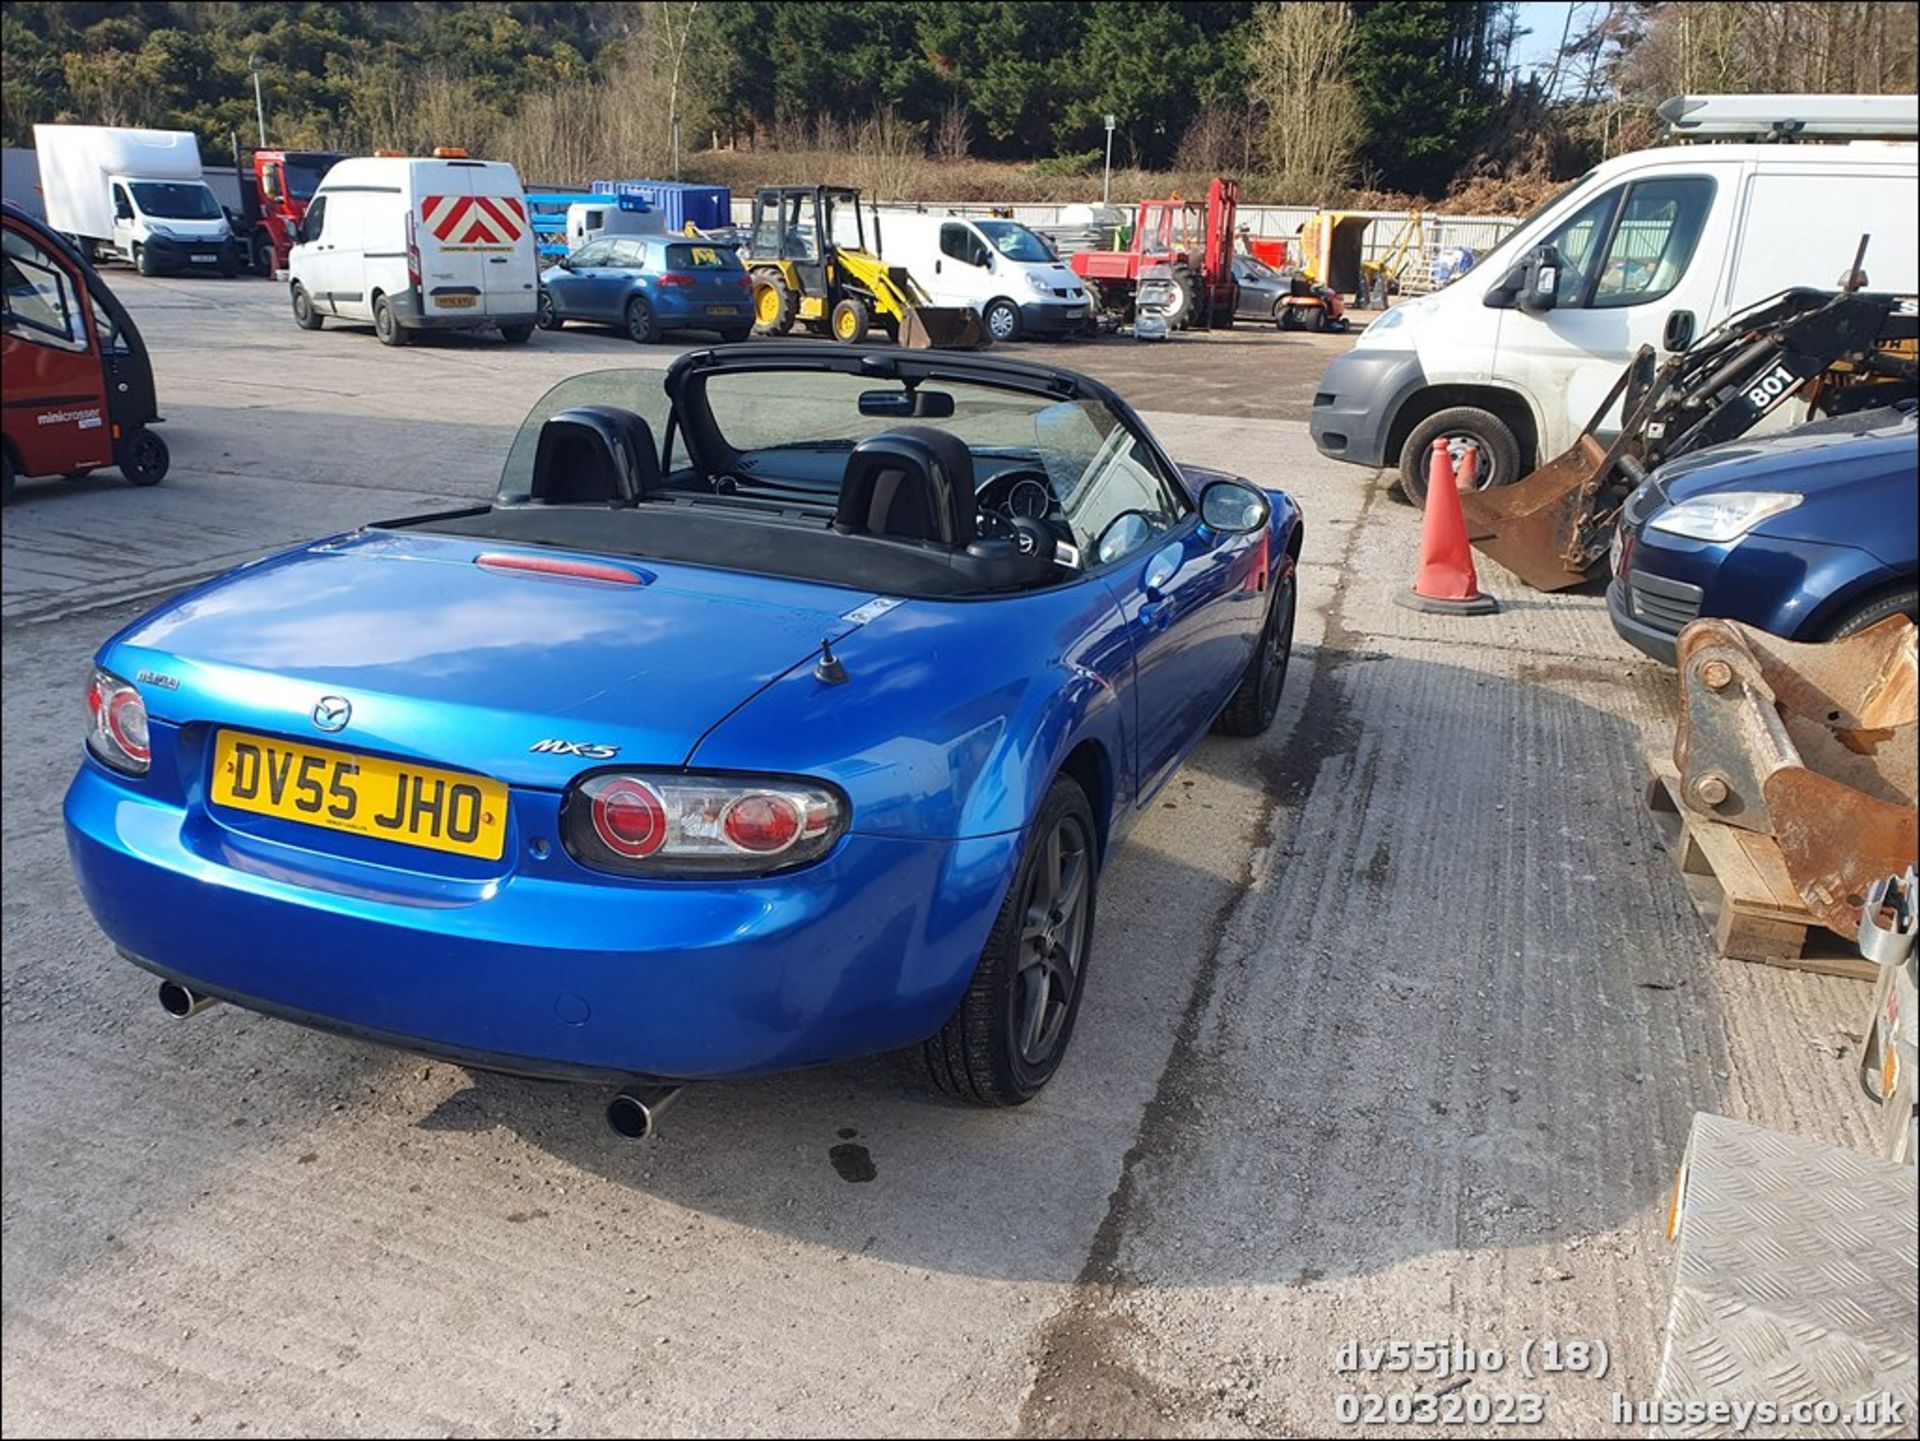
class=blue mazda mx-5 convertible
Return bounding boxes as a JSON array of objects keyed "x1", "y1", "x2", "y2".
[{"x1": 66, "y1": 345, "x2": 1302, "y2": 1133}]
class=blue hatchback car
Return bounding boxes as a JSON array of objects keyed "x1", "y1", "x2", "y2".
[
  {"x1": 537, "y1": 235, "x2": 755, "y2": 344},
  {"x1": 1609, "y1": 405, "x2": 1918, "y2": 664},
  {"x1": 64, "y1": 346, "x2": 1302, "y2": 1129}
]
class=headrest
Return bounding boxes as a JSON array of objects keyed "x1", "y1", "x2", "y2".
[
  {"x1": 833, "y1": 426, "x2": 976, "y2": 548},
  {"x1": 528, "y1": 406, "x2": 663, "y2": 505}
]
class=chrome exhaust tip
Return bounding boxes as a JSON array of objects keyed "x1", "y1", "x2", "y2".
[
  {"x1": 156, "y1": 980, "x2": 220, "y2": 1019},
  {"x1": 606, "y1": 1084, "x2": 683, "y2": 1140}
]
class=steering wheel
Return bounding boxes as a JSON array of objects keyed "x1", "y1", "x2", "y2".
[{"x1": 977, "y1": 508, "x2": 1058, "y2": 562}]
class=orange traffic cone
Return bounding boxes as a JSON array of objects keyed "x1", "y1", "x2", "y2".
[{"x1": 1393, "y1": 438, "x2": 1499, "y2": 615}]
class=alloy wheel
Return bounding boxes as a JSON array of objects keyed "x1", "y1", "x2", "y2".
[{"x1": 1014, "y1": 813, "x2": 1092, "y2": 1064}]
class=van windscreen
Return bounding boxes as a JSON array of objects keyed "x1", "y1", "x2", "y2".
[
  {"x1": 129, "y1": 182, "x2": 223, "y2": 221},
  {"x1": 976, "y1": 221, "x2": 1056, "y2": 263}
]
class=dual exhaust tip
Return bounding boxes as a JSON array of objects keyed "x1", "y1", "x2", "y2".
[{"x1": 155, "y1": 981, "x2": 681, "y2": 1139}]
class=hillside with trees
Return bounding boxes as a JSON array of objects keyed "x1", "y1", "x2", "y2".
[{"x1": 4, "y1": 2, "x2": 1915, "y2": 207}]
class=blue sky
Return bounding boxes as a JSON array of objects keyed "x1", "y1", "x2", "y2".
[{"x1": 1511, "y1": 1, "x2": 1579, "y2": 82}]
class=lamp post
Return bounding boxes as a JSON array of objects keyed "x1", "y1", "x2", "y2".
[
  {"x1": 249, "y1": 55, "x2": 268, "y2": 148},
  {"x1": 1102, "y1": 113, "x2": 1116, "y2": 207}
]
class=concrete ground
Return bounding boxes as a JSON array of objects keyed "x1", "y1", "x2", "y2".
[{"x1": 0, "y1": 277, "x2": 1883, "y2": 1438}]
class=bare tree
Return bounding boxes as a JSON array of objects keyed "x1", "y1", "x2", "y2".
[
  {"x1": 934, "y1": 97, "x2": 973, "y2": 164},
  {"x1": 1246, "y1": 2, "x2": 1365, "y2": 203},
  {"x1": 652, "y1": 1, "x2": 703, "y2": 181},
  {"x1": 850, "y1": 107, "x2": 926, "y2": 204}
]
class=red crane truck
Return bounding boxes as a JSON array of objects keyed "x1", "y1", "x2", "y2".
[
  {"x1": 240, "y1": 149, "x2": 345, "y2": 276},
  {"x1": 1070, "y1": 176, "x2": 1240, "y2": 331}
]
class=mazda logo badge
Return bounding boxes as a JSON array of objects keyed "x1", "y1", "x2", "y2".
[{"x1": 311, "y1": 695, "x2": 352, "y2": 732}]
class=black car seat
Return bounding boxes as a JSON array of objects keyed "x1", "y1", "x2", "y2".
[
  {"x1": 526, "y1": 406, "x2": 664, "y2": 505},
  {"x1": 835, "y1": 426, "x2": 1052, "y2": 589}
]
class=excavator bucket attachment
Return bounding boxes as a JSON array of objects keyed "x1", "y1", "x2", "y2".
[
  {"x1": 898, "y1": 305, "x2": 989, "y2": 350},
  {"x1": 1459, "y1": 432, "x2": 1612, "y2": 591},
  {"x1": 1674, "y1": 616, "x2": 1918, "y2": 936}
]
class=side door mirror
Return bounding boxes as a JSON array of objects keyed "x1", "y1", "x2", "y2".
[
  {"x1": 1518, "y1": 245, "x2": 1561, "y2": 314},
  {"x1": 1663, "y1": 308, "x2": 1696, "y2": 353},
  {"x1": 1199, "y1": 478, "x2": 1271, "y2": 536}
]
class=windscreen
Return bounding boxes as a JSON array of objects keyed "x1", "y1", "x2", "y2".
[
  {"x1": 129, "y1": 182, "x2": 223, "y2": 220},
  {"x1": 283, "y1": 156, "x2": 334, "y2": 200},
  {"x1": 975, "y1": 220, "x2": 1056, "y2": 263}
]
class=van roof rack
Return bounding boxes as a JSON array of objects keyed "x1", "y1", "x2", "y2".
[{"x1": 1658, "y1": 93, "x2": 1918, "y2": 141}]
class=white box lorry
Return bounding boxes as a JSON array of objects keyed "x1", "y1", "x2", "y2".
[
  {"x1": 33, "y1": 124, "x2": 240, "y2": 277},
  {"x1": 1309, "y1": 94, "x2": 1918, "y2": 495}
]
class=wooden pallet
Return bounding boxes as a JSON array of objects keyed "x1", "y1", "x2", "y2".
[{"x1": 1646, "y1": 767, "x2": 1876, "y2": 980}]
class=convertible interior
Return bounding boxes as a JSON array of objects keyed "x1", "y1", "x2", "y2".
[{"x1": 377, "y1": 352, "x2": 1188, "y2": 599}]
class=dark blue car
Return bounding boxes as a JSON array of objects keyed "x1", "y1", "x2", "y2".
[
  {"x1": 537, "y1": 235, "x2": 755, "y2": 343},
  {"x1": 64, "y1": 346, "x2": 1302, "y2": 1126},
  {"x1": 1609, "y1": 405, "x2": 1918, "y2": 664}
]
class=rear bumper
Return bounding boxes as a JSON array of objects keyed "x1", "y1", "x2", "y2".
[
  {"x1": 391, "y1": 289, "x2": 536, "y2": 331},
  {"x1": 65, "y1": 760, "x2": 1018, "y2": 1081},
  {"x1": 1308, "y1": 347, "x2": 1426, "y2": 469}
]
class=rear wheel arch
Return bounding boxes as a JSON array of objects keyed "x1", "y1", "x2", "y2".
[{"x1": 1384, "y1": 385, "x2": 1540, "y2": 479}]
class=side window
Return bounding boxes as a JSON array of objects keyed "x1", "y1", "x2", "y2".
[
  {"x1": 571, "y1": 240, "x2": 610, "y2": 266},
  {"x1": 2, "y1": 230, "x2": 87, "y2": 351},
  {"x1": 611, "y1": 239, "x2": 648, "y2": 269},
  {"x1": 1538, "y1": 188, "x2": 1620, "y2": 307},
  {"x1": 940, "y1": 223, "x2": 974, "y2": 264},
  {"x1": 1591, "y1": 177, "x2": 1715, "y2": 308},
  {"x1": 112, "y1": 184, "x2": 134, "y2": 221},
  {"x1": 1051, "y1": 417, "x2": 1189, "y2": 567},
  {"x1": 303, "y1": 196, "x2": 326, "y2": 243}
]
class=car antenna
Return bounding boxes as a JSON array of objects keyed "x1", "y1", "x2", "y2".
[{"x1": 814, "y1": 636, "x2": 849, "y2": 685}]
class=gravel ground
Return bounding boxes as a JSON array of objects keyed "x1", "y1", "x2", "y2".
[{"x1": 0, "y1": 275, "x2": 1882, "y2": 1437}]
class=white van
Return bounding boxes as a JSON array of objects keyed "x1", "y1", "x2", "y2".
[
  {"x1": 1310, "y1": 95, "x2": 1918, "y2": 494},
  {"x1": 875, "y1": 212, "x2": 1090, "y2": 341},
  {"x1": 565, "y1": 199, "x2": 659, "y2": 253},
  {"x1": 288, "y1": 154, "x2": 539, "y2": 346}
]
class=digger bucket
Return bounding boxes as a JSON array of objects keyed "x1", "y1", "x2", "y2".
[
  {"x1": 1674, "y1": 615, "x2": 1918, "y2": 936},
  {"x1": 897, "y1": 305, "x2": 990, "y2": 351},
  {"x1": 1458, "y1": 432, "x2": 1613, "y2": 591}
]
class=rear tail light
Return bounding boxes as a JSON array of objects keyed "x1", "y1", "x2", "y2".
[
  {"x1": 656, "y1": 272, "x2": 695, "y2": 288},
  {"x1": 736, "y1": 273, "x2": 754, "y2": 289},
  {"x1": 562, "y1": 771, "x2": 845, "y2": 878},
  {"x1": 87, "y1": 667, "x2": 150, "y2": 775},
  {"x1": 406, "y1": 211, "x2": 421, "y2": 291}
]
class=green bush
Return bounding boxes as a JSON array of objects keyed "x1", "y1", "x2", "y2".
[{"x1": 1028, "y1": 149, "x2": 1102, "y2": 178}]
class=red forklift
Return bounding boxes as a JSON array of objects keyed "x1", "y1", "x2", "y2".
[
  {"x1": 1071, "y1": 176, "x2": 1240, "y2": 331},
  {"x1": 240, "y1": 149, "x2": 345, "y2": 276},
  {"x1": 3, "y1": 200, "x2": 168, "y2": 504}
]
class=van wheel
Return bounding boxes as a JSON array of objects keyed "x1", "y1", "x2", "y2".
[
  {"x1": 251, "y1": 231, "x2": 275, "y2": 277},
  {"x1": 499, "y1": 323, "x2": 534, "y2": 345},
  {"x1": 922, "y1": 775, "x2": 1097, "y2": 1106},
  {"x1": 117, "y1": 428, "x2": 169, "y2": 487},
  {"x1": 983, "y1": 298, "x2": 1022, "y2": 342},
  {"x1": 135, "y1": 245, "x2": 158, "y2": 277},
  {"x1": 290, "y1": 283, "x2": 324, "y2": 330},
  {"x1": 218, "y1": 250, "x2": 239, "y2": 279},
  {"x1": 1397, "y1": 407, "x2": 1521, "y2": 507},
  {"x1": 373, "y1": 294, "x2": 409, "y2": 347},
  {"x1": 625, "y1": 296, "x2": 661, "y2": 344}
]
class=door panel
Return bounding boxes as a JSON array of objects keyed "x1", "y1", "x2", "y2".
[{"x1": 2, "y1": 223, "x2": 113, "y2": 475}]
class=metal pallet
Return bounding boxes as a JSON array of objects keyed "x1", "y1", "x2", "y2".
[{"x1": 1655, "y1": 1113, "x2": 1917, "y2": 1437}]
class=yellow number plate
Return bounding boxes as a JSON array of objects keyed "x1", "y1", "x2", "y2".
[
  {"x1": 210, "y1": 730, "x2": 508, "y2": 860},
  {"x1": 436, "y1": 294, "x2": 477, "y2": 308}
]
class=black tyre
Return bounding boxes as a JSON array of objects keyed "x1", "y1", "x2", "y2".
[
  {"x1": 830, "y1": 297, "x2": 870, "y2": 344},
  {"x1": 1277, "y1": 303, "x2": 1303, "y2": 332},
  {"x1": 1217, "y1": 568, "x2": 1297, "y2": 737},
  {"x1": 625, "y1": 295, "x2": 661, "y2": 344},
  {"x1": 1298, "y1": 304, "x2": 1325, "y2": 333},
  {"x1": 218, "y1": 249, "x2": 239, "y2": 279},
  {"x1": 2, "y1": 448, "x2": 14, "y2": 506},
  {"x1": 1826, "y1": 586, "x2": 1918, "y2": 640},
  {"x1": 717, "y1": 324, "x2": 753, "y2": 344},
  {"x1": 117, "y1": 428, "x2": 169, "y2": 487},
  {"x1": 499, "y1": 322, "x2": 534, "y2": 345},
  {"x1": 290, "y1": 282, "x2": 324, "y2": 330},
  {"x1": 135, "y1": 245, "x2": 158, "y2": 277},
  {"x1": 752, "y1": 270, "x2": 796, "y2": 335},
  {"x1": 251, "y1": 230, "x2": 276, "y2": 277},
  {"x1": 923, "y1": 776, "x2": 1097, "y2": 1106},
  {"x1": 373, "y1": 294, "x2": 409, "y2": 347},
  {"x1": 983, "y1": 297, "x2": 1022, "y2": 343},
  {"x1": 1397, "y1": 405, "x2": 1522, "y2": 507},
  {"x1": 536, "y1": 291, "x2": 562, "y2": 330}
]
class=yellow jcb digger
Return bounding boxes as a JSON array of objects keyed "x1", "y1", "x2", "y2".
[{"x1": 742, "y1": 186, "x2": 987, "y2": 350}]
